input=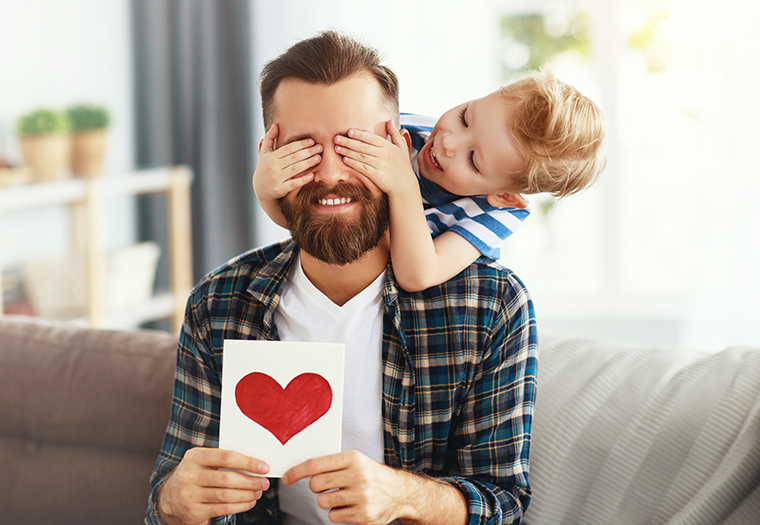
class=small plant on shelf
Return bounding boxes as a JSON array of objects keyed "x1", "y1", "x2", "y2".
[
  {"x1": 67, "y1": 104, "x2": 110, "y2": 132},
  {"x1": 17, "y1": 108, "x2": 70, "y2": 136},
  {"x1": 16, "y1": 108, "x2": 71, "y2": 181},
  {"x1": 67, "y1": 104, "x2": 110, "y2": 177}
]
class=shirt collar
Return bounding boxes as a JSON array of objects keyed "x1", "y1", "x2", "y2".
[{"x1": 246, "y1": 239, "x2": 402, "y2": 317}]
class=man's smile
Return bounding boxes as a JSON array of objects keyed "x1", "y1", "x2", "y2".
[{"x1": 318, "y1": 196, "x2": 353, "y2": 206}]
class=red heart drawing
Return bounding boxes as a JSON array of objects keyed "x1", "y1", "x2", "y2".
[{"x1": 235, "y1": 372, "x2": 333, "y2": 445}]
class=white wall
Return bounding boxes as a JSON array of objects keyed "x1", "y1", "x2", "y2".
[{"x1": 0, "y1": 0, "x2": 135, "y2": 266}]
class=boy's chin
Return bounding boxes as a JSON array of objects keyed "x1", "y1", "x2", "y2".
[{"x1": 421, "y1": 170, "x2": 456, "y2": 196}]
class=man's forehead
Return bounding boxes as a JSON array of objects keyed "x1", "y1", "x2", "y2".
[{"x1": 272, "y1": 74, "x2": 390, "y2": 143}]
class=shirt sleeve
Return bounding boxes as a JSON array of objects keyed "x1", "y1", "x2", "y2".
[
  {"x1": 439, "y1": 273, "x2": 538, "y2": 524},
  {"x1": 425, "y1": 197, "x2": 532, "y2": 260},
  {"x1": 145, "y1": 292, "x2": 235, "y2": 525}
]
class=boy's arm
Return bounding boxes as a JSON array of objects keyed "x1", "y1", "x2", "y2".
[
  {"x1": 336, "y1": 122, "x2": 479, "y2": 292},
  {"x1": 252, "y1": 123, "x2": 322, "y2": 229},
  {"x1": 386, "y1": 181, "x2": 480, "y2": 291}
]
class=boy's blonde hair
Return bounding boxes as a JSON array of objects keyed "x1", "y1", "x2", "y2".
[{"x1": 501, "y1": 66, "x2": 606, "y2": 198}]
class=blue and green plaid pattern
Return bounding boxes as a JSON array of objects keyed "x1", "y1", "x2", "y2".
[{"x1": 146, "y1": 240, "x2": 537, "y2": 525}]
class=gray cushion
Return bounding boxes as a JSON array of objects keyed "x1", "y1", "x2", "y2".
[{"x1": 527, "y1": 335, "x2": 760, "y2": 525}]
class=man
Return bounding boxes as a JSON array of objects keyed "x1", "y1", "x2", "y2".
[{"x1": 146, "y1": 31, "x2": 537, "y2": 525}]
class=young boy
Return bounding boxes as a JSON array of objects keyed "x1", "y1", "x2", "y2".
[{"x1": 253, "y1": 67, "x2": 606, "y2": 292}]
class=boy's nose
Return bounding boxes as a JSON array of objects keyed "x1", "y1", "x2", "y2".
[
  {"x1": 439, "y1": 132, "x2": 459, "y2": 158},
  {"x1": 313, "y1": 148, "x2": 351, "y2": 186}
]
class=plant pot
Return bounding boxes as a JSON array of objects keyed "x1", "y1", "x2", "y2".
[
  {"x1": 71, "y1": 129, "x2": 107, "y2": 177},
  {"x1": 19, "y1": 134, "x2": 70, "y2": 181}
]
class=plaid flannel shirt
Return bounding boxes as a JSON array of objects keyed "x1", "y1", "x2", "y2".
[{"x1": 146, "y1": 240, "x2": 537, "y2": 525}]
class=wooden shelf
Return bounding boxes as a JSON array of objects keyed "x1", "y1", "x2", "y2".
[
  {"x1": 0, "y1": 166, "x2": 193, "y2": 332},
  {"x1": 0, "y1": 167, "x2": 188, "y2": 210}
]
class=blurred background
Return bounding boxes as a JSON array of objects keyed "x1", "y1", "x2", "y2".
[{"x1": 1, "y1": 0, "x2": 758, "y2": 349}]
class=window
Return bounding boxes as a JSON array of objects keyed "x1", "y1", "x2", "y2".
[{"x1": 497, "y1": 0, "x2": 760, "y2": 349}]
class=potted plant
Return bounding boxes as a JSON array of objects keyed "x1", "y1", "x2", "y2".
[
  {"x1": 16, "y1": 108, "x2": 71, "y2": 181},
  {"x1": 67, "y1": 104, "x2": 110, "y2": 177}
]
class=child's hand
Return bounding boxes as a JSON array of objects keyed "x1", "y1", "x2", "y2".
[
  {"x1": 253, "y1": 123, "x2": 322, "y2": 203},
  {"x1": 334, "y1": 121, "x2": 416, "y2": 197}
]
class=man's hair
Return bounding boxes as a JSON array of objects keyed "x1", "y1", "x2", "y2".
[
  {"x1": 260, "y1": 30, "x2": 400, "y2": 130},
  {"x1": 502, "y1": 66, "x2": 607, "y2": 198}
]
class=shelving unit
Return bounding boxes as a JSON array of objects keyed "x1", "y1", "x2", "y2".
[{"x1": 0, "y1": 166, "x2": 193, "y2": 332}]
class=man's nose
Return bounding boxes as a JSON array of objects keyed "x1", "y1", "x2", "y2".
[{"x1": 313, "y1": 147, "x2": 351, "y2": 186}]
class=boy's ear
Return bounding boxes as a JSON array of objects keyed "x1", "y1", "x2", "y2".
[{"x1": 487, "y1": 191, "x2": 528, "y2": 209}]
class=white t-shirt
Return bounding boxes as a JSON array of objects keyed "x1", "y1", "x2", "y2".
[{"x1": 274, "y1": 254, "x2": 386, "y2": 525}]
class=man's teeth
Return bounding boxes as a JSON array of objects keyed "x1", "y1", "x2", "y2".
[
  {"x1": 318, "y1": 197, "x2": 352, "y2": 206},
  {"x1": 430, "y1": 148, "x2": 443, "y2": 170}
]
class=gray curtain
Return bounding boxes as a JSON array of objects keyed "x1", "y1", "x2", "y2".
[{"x1": 131, "y1": 0, "x2": 256, "y2": 284}]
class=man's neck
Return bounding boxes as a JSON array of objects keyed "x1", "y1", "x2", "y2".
[{"x1": 298, "y1": 239, "x2": 389, "y2": 307}]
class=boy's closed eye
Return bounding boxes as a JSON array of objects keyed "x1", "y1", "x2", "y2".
[
  {"x1": 458, "y1": 106, "x2": 469, "y2": 128},
  {"x1": 457, "y1": 104, "x2": 480, "y2": 174}
]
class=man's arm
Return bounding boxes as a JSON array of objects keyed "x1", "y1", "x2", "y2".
[
  {"x1": 437, "y1": 269, "x2": 538, "y2": 524},
  {"x1": 147, "y1": 291, "x2": 273, "y2": 525},
  {"x1": 282, "y1": 451, "x2": 468, "y2": 525}
]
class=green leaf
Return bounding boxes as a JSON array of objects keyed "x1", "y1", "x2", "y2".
[
  {"x1": 67, "y1": 104, "x2": 110, "y2": 131},
  {"x1": 16, "y1": 108, "x2": 70, "y2": 136}
]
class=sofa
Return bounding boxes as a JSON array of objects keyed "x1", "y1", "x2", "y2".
[
  {"x1": 0, "y1": 315, "x2": 177, "y2": 525},
  {"x1": 1, "y1": 315, "x2": 758, "y2": 524}
]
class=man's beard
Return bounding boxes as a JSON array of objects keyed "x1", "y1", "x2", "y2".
[{"x1": 279, "y1": 182, "x2": 390, "y2": 266}]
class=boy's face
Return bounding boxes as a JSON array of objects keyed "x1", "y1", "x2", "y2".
[{"x1": 417, "y1": 91, "x2": 525, "y2": 200}]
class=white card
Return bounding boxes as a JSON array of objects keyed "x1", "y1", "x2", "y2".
[{"x1": 220, "y1": 339, "x2": 345, "y2": 477}]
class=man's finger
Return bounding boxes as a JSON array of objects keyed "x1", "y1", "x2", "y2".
[
  {"x1": 317, "y1": 487, "x2": 355, "y2": 511},
  {"x1": 308, "y1": 468, "x2": 352, "y2": 495},
  {"x1": 199, "y1": 501, "x2": 259, "y2": 519},
  {"x1": 190, "y1": 448, "x2": 270, "y2": 477},
  {"x1": 200, "y1": 468, "x2": 271, "y2": 493},
  {"x1": 199, "y1": 485, "x2": 261, "y2": 504},
  {"x1": 283, "y1": 453, "x2": 348, "y2": 485}
]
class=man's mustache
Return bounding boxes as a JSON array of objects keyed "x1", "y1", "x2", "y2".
[{"x1": 294, "y1": 181, "x2": 374, "y2": 204}]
